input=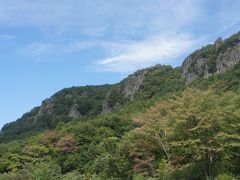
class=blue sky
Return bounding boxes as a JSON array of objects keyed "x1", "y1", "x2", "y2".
[{"x1": 0, "y1": 0, "x2": 240, "y2": 128}]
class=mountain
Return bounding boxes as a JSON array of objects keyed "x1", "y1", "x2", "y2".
[
  {"x1": 0, "y1": 65, "x2": 184, "y2": 141},
  {"x1": 2, "y1": 32, "x2": 240, "y2": 141},
  {"x1": 0, "y1": 31, "x2": 240, "y2": 179}
]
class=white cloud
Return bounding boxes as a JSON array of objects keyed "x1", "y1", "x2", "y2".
[
  {"x1": 2, "y1": 0, "x2": 203, "y2": 68},
  {"x1": 6, "y1": 0, "x2": 235, "y2": 73},
  {"x1": 95, "y1": 33, "x2": 196, "y2": 72},
  {"x1": 18, "y1": 33, "x2": 197, "y2": 68}
]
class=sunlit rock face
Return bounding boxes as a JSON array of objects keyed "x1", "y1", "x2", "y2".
[{"x1": 182, "y1": 33, "x2": 240, "y2": 84}]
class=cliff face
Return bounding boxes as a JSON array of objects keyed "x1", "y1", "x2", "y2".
[
  {"x1": 182, "y1": 56, "x2": 207, "y2": 84},
  {"x1": 101, "y1": 69, "x2": 146, "y2": 113},
  {"x1": 216, "y1": 42, "x2": 240, "y2": 74},
  {"x1": 121, "y1": 70, "x2": 146, "y2": 100},
  {"x1": 182, "y1": 32, "x2": 240, "y2": 84}
]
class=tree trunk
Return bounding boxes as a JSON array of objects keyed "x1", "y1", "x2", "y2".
[
  {"x1": 154, "y1": 130, "x2": 170, "y2": 160},
  {"x1": 209, "y1": 154, "x2": 214, "y2": 180}
]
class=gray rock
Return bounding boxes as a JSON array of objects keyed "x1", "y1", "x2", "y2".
[
  {"x1": 101, "y1": 99, "x2": 112, "y2": 114},
  {"x1": 68, "y1": 104, "x2": 82, "y2": 119},
  {"x1": 216, "y1": 43, "x2": 240, "y2": 74},
  {"x1": 182, "y1": 37, "x2": 240, "y2": 84},
  {"x1": 182, "y1": 56, "x2": 207, "y2": 84},
  {"x1": 34, "y1": 98, "x2": 55, "y2": 122},
  {"x1": 122, "y1": 70, "x2": 146, "y2": 100}
]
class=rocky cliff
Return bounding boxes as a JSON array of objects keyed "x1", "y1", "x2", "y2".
[
  {"x1": 182, "y1": 32, "x2": 240, "y2": 84},
  {"x1": 121, "y1": 69, "x2": 146, "y2": 100}
]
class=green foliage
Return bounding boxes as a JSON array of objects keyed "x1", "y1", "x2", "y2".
[
  {"x1": 218, "y1": 31, "x2": 240, "y2": 52},
  {"x1": 0, "y1": 159, "x2": 11, "y2": 173},
  {"x1": 0, "y1": 85, "x2": 113, "y2": 142},
  {"x1": 135, "y1": 65, "x2": 185, "y2": 100},
  {"x1": 133, "y1": 88, "x2": 240, "y2": 179},
  {"x1": 0, "y1": 65, "x2": 185, "y2": 143},
  {"x1": 94, "y1": 137, "x2": 133, "y2": 179},
  {"x1": 0, "y1": 161, "x2": 61, "y2": 180},
  {"x1": 27, "y1": 162, "x2": 61, "y2": 180},
  {"x1": 1, "y1": 45, "x2": 240, "y2": 179},
  {"x1": 191, "y1": 61, "x2": 240, "y2": 91},
  {"x1": 107, "y1": 88, "x2": 127, "y2": 108},
  {"x1": 23, "y1": 144, "x2": 49, "y2": 158},
  {"x1": 216, "y1": 173, "x2": 236, "y2": 180}
]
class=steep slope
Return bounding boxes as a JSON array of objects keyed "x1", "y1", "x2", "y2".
[
  {"x1": 182, "y1": 31, "x2": 240, "y2": 84},
  {"x1": 0, "y1": 69, "x2": 147, "y2": 134},
  {"x1": 0, "y1": 65, "x2": 184, "y2": 142},
  {"x1": 1, "y1": 85, "x2": 113, "y2": 138}
]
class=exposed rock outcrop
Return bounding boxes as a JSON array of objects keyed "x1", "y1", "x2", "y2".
[
  {"x1": 68, "y1": 104, "x2": 82, "y2": 119},
  {"x1": 182, "y1": 32, "x2": 240, "y2": 84},
  {"x1": 122, "y1": 70, "x2": 146, "y2": 100},
  {"x1": 102, "y1": 99, "x2": 112, "y2": 114},
  {"x1": 182, "y1": 56, "x2": 207, "y2": 84},
  {"x1": 101, "y1": 69, "x2": 146, "y2": 114},
  {"x1": 34, "y1": 98, "x2": 55, "y2": 121},
  {"x1": 216, "y1": 42, "x2": 240, "y2": 74}
]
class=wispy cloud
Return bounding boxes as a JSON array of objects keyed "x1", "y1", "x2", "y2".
[
  {"x1": 3, "y1": 0, "x2": 239, "y2": 72},
  {"x1": 2, "y1": 0, "x2": 203, "y2": 69},
  {"x1": 18, "y1": 33, "x2": 198, "y2": 68},
  {"x1": 95, "y1": 33, "x2": 196, "y2": 72}
]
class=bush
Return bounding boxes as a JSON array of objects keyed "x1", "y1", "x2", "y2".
[{"x1": 216, "y1": 173, "x2": 236, "y2": 180}]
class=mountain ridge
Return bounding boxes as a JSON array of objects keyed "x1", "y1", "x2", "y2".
[
  {"x1": 0, "y1": 31, "x2": 240, "y2": 179},
  {"x1": 1, "y1": 31, "x2": 240, "y2": 141}
]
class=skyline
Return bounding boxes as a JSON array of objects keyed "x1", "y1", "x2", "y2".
[{"x1": 1, "y1": 0, "x2": 240, "y2": 128}]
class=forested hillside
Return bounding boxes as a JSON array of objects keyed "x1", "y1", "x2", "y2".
[
  {"x1": 0, "y1": 65, "x2": 184, "y2": 142},
  {"x1": 0, "y1": 32, "x2": 240, "y2": 179}
]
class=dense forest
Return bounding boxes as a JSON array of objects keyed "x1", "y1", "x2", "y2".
[{"x1": 0, "y1": 32, "x2": 240, "y2": 179}]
